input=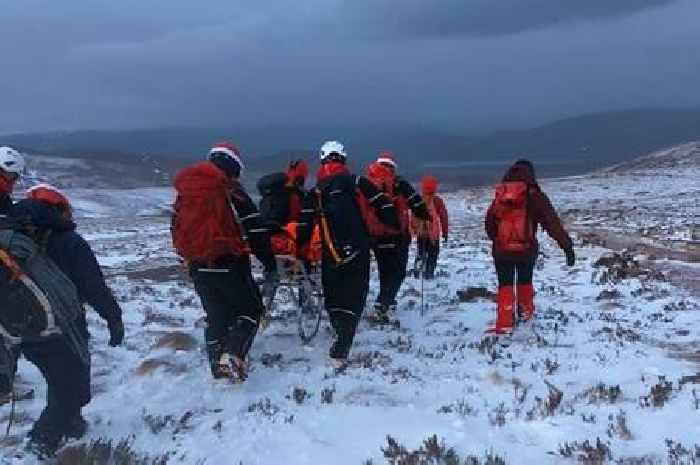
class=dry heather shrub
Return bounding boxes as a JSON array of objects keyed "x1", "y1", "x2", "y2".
[
  {"x1": 556, "y1": 438, "x2": 612, "y2": 465},
  {"x1": 606, "y1": 411, "x2": 633, "y2": 440},
  {"x1": 577, "y1": 383, "x2": 622, "y2": 405},
  {"x1": 56, "y1": 438, "x2": 170, "y2": 465},
  {"x1": 367, "y1": 435, "x2": 507, "y2": 465},
  {"x1": 640, "y1": 379, "x2": 674, "y2": 408},
  {"x1": 666, "y1": 439, "x2": 700, "y2": 465}
]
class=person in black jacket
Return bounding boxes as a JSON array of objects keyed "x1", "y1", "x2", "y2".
[
  {"x1": 11, "y1": 185, "x2": 124, "y2": 456},
  {"x1": 0, "y1": 147, "x2": 24, "y2": 217},
  {"x1": 0, "y1": 146, "x2": 25, "y2": 404},
  {"x1": 365, "y1": 152, "x2": 430, "y2": 322},
  {"x1": 257, "y1": 159, "x2": 316, "y2": 258},
  {"x1": 172, "y1": 142, "x2": 278, "y2": 381},
  {"x1": 315, "y1": 141, "x2": 399, "y2": 363}
]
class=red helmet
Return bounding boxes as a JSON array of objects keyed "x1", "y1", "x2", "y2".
[
  {"x1": 286, "y1": 159, "x2": 309, "y2": 183},
  {"x1": 421, "y1": 175, "x2": 438, "y2": 195},
  {"x1": 376, "y1": 150, "x2": 397, "y2": 169},
  {"x1": 26, "y1": 184, "x2": 71, "y2": 209},
  {"x1": 209, "y1": 141, "x2": 243, "y2": 177},
  {"x1": 367, "y1": 161, "x2": 394, "y2": 182}
]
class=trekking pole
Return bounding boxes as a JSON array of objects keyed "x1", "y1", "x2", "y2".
[
  {"x1": 4, "y1": 372, "x2": 16, "y2": 438},
  {"x1": 419, "y1": 240, "x2": 426, "y2": 317},
  {"x1": 420, "y1": 264, "x2": 425, "y2": 317},
  {"x1": 512, "y1": 269, "x2": 519, "y2": 330}
]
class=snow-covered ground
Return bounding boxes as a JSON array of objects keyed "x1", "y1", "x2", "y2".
[{"x1": 1, "y1": 148, "x2": 699, "y2": 465}]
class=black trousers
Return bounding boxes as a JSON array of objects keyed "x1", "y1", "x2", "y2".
[
  {"x1": 416, "y1": 237, "x2": 440, "y2": 279},
  {"x1": 191, "y1": 256, "x2": 263, "y2": 361},
  {"x1": 322, "y1": 248, "x2": 370, "y2": 357},
  {"x1": 372, "y1": 237, "x2": 410, "y2": 307},
  {"x1": 22, "y1": 336, "x2": 90, "y2": 442},
  {"x1": 0, "y1": 344, "x2": 19, "y2": 394},
  {"x1": 494, "y1": 257, "x2": 536, "y2": 286}
]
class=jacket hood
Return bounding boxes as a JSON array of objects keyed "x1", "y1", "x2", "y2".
[
  {"x1": 367, "y1": 162, "x2": 395, "y2": 190},
  {"x1": 421, "y1": 175, "x2": 438, "y2": 195},
  {"x1": 502, "y1": 161, "x2": 537, "y2": 186},
  {"x1": 316, "y1": 161, "x2": 350, "y2": 182},
  {"x1": 0, "y1": 175, "x2": 16, "y2": 195},
  {"x1": 12, "y1": 198, "x2": 76, "y2": 232},
  {"x1": 286, "y1": 159, "x2": 309, "y2": 186}
]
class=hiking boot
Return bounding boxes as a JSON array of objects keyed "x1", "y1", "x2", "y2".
[
  {"x1": 229, "y1": 355, "x2": 248, "y2": 384},
  {"x1": 65, "y1": 414, "x2": 88, "y2": 440},
  {"x1": 485, "y1": 286, "x2": 515, "y2": 334},
  {"x1": 328, "y1": 356, "x2": 348, "y2": 370},
  {"x1": 516, "y1": 284, "x2": 535, "y2": 321},
  {"x1": 214, "y1": 353, "x2": 248, "y2": 383},
  {"x1": 27, "y1": 427, "x2": 62, "y2": 458},
  {"x1": 212, "y1": 352, "x2": 234, "y2": 379},
  {"x1": 329, "y1": 338, "x2": 350, "y2": 361},
  {"x1": 206, "y1": 340, "x2": 230, "y2": 379},
  {"x1": 372, "y1": 302, "x2": 391, "y2": 324}
]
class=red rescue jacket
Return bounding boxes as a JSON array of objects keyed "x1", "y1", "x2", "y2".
[
  {"x1": 485, "y1": 163, "x2": 572, "y2": 261},
  {"x1": 412, "y1": 194, "x2": 448, "y2": 242},
  {"x1": 360, "y1": 162, "x2": 410, "y2": 238}
]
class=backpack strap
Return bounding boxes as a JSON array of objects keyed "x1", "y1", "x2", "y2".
[
  {"x1": 0, "y1": 250, "x2": 23, "y2": 281},
  {"x1": 315, "y1": 188, "x2": 344, "y2": 266}
]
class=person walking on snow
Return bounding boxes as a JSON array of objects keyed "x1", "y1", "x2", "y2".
[
  {"x1": 11, "y1": 185, "x2": 125, "y2": 455},
  {"x1": 171, "y1": 142, "x2": 278, "y2": 382},
  {"x1": 258, "y1": 159, "x2": 318, "y2": 262},
  {"x1": 364, "y1": 151, "x2": 429, "y2": 322},
  {"x1": 411, "y1": 175, "x2": 448, "y2": 280},
  {"x1": 0, "y1": 146, "x2": 23, "y2": 217},
  {"x1": 484, "y1": 159, "x2": 575, "y2": 335},
  {"x1": 0, "y1": 146, "x2": 24, "y2": 404},
  {"x1": 314, "y1": 141, "x2": 399, "y2": 364}
]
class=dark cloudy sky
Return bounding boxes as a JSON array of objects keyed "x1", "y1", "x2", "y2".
[{"x1": 2, "y1": 0, "x2": 699, "y2": 133}]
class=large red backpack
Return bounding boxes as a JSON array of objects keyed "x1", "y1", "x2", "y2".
[
  {"x1": 359, "y1": 163, "x2": 408, "y2": 237},
  {"x1": 171, "y1": 162, "x2": 249, "y2": 264},
  {"x1": 492, "y1": 181, "x2": 534, "y2": 253}
]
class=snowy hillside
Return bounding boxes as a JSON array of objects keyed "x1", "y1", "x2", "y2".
[
  {"x1": 601, "y1": 141, "x2": 700, "y2": 173},
  {"x1": 20, "y1": 153, "x2": 173, "y2": 190},
  {"x1": 1, "y1": 146, "x2": 699, "y2": 465}
]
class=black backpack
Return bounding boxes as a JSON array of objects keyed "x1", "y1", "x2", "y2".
[
  {"x1": 257, "y1": 172, "x2": 291, "y2": 229},
  {"x1": 0, "y1": 217, "x2": 84, "y2": 354},
  {"x1": 315, "y1": 173, "x2": 369, "y2": 266}
]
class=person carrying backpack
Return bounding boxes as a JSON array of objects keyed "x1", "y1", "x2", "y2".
[
  {"x1": 258, "y1": 159, "x2": 318, "y2": 262},
  {"x1": 0, "y1": 146, "x2": 23, "y2": 217},
  {"x1": 171, "y1": 142, "x2": 278, "y2": 382},
  {"x1": 9, "y1": 185, "x2": 125, "y2": 455},
  {"x1": 411, "y1": 175, "x2": 448, "y2": 280},
  {"x1": 363, "y1": 152, "x2": 429, "y2": 321},
  {"x1": 484, "y1": 159, "x2": 575, "y2": 335},
  {"x1": 0, "y1": 146, "x2": 24, "y2": 405},
  {"x1": 315, "y1": 141, "x2": 399, "y2": 363}
]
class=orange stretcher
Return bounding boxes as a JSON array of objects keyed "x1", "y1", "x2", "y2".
[{"x1": 270, "y1": 223, "x2": 322, "y2": 264}]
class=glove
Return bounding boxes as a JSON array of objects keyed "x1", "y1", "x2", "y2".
[
  {"x1": 565, "y1": 248, "x2": 576, "y2": 267},
  {"x1": 261, "y1": 270, "x2": 280, "y2": 302},
  {"x1": 108, "y1": 318, "x2": 125, "y2": 347},
  {"x1": 442, "y1": 234, "x2": 448, "y2": 243}
]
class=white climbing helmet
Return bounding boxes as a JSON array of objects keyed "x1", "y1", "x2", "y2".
[
  {"x1": 0, "y1": 146, "x2": 25, "y2": 176},
  {"x1": 319, "y1": 140, "x2": 346, "y2": 161}
]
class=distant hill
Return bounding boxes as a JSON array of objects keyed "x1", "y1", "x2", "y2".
[
  {"x1": 601, "y1": 141, "x2": 700, "y2": 173},
  {"x1": 425, "y1": 107, "x2": 700, "y2": 186},
  {"x1": 2, "y1": 107, "x2": 699, "y2": 186},
  {"x1": 458, "y1": 107, "x2": 700, "y2": 166},
  {"x1": 0, "y1": 124, "x2": 471, "y2": 168}
]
